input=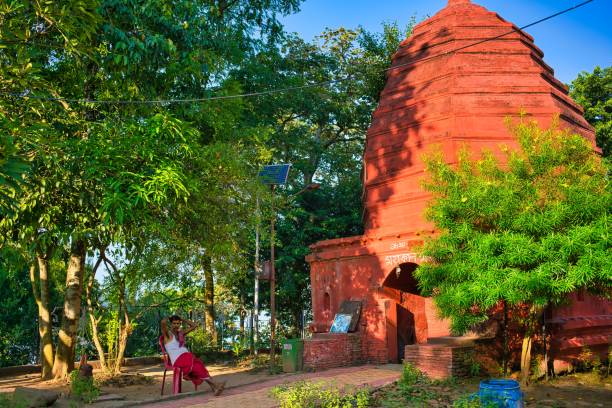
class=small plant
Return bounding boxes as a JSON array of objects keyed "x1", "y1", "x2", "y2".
[
  {"x1": 469, "y1": 361, "x2": 481, "y2": 377},
  {"x1": 463, "y1": 351, "x2": 481, "y2": 378},
  {"x1": 453, "y1": 394, "x2": 496, "y2": 408},
  {"x1": 231, "y1": 337, "x2": 248, "y2": 357},
  {"x1": 271, "y1": 381, "x2": 370, "y2": 408},
  {"x1": 69, "y1": 369, "x2": 100, "y2": 403},
  {"x1": 578, "y1": 346, "x2": 594, "y2": 370},
  {"x1": 431, "y1": 376, "x2": 458, "y2": 387},
  {"x1": 530, "y1": 354, "x2": 544, "y2": 380},
  {"x1": 395, "y1": 363, "x2": 439, "y2": 403},
  {"x1": 606, "y1": 346, "x2": 612, "y2": 376},
  {"x1": 398, "y1": 362, "x2": 425, "y2": 387}
]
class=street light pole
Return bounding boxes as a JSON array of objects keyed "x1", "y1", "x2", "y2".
[
  {"x1": 269, "y1": 185, "x2": 277, "y2": 370},
  {"x1": 269, "y1": 183, "x2": 319, "y2": 370},
  {"x1": 253, "y1": 194, "x2": 260, "y2": 355}
]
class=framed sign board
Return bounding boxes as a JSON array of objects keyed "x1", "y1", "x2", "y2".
[
  {"x1": 328, "y1": 300, "x2": 362, "y2": 333},
  {"x1": 329, "y1": 313, "x2": 352, "y2": 333}
]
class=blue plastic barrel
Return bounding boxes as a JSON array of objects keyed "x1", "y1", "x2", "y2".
[{"x1": 478, "y1": 379, "x2": 524, "y2": 407}]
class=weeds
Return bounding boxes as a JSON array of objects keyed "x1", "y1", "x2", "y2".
[
  {"x1": 453, "y1": 394, "x2": 497, "y2": 408},
  {"x1": 0, "y1": 393, "x2": 27, "y2": 408},
  {"x1": 271, "y1": 381, "x2": 370, "y2": 408},
  {"x1": 69, "y1": 369, "x2": 100, "y2": 403}
]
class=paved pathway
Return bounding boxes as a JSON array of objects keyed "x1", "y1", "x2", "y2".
[{"x1": 144, "y1": 365, "x2": 402, "y2": 408}]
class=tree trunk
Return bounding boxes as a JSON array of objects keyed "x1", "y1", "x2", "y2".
[
  {"x1": 112, "y1": 277, "x2": 131, "y2": 374},
  {"x1": 37, "y1": 256, "x2": 54, "y2": 379},
  {"x1": 52, "y1": 239, "x2": 86, "y2": 379},
  {"x1": 520, "y1": 334, "x2": 533, "y2": 385},
  {"x1": 202, "y1": 256, "x2": 217, "y2": 346},
  {"x1": 113, "y1": 319, "x2": 130, "y2": 374},
  {"x1": 85, "y1": 255, "x2": 107, "y2": 372},
  {"x1": 29, "y1": 256, "x2": 56, "y2": 380}
]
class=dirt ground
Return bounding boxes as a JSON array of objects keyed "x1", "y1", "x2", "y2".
[
  {"x1": 524, "y1": 373, "x2": 612, "y2": 407},
  {"x1": 0, "y1": 362, "x2": 285, "y2": 403},
  {"x1": 1, "y1": 364, "x2": 611, "y2": 407},
  {"x1": 371, "y1": 372, "x2": 612, "y2": 407}
]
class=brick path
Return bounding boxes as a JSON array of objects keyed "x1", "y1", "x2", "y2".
[{"x1": 144, "y1": 365, "x2": 402, "y2": 408}]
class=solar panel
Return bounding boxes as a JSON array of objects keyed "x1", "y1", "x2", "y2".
[{"x1": 258, "y1": 164, "x2": 291, "y2": 185}]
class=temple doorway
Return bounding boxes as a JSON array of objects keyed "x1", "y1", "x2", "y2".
[{"x1": 382, "y1": 262, "x2": 422, "y2": 362}]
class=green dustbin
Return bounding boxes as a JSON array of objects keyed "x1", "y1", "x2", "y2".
[{"x1": 282, "y1": 338, "x2": 304, "y2": 372}]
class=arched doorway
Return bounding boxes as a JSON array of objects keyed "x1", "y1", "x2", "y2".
[{"x1": 382, "y1": 263, "x2": 422, "y2": 363}]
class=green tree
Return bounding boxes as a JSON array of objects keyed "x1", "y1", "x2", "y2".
[
  {"x1": 0, "y1": 0, "x2": 100, "y2": 378},
  {"x1": 416, "y1": 118, "x2": 611, "y2": 382},
  {"x1": 235, "y1": 22, "x2": 414, "y2": 331},
  {"x1": 569, "y1": 66, "x2": 611, "y2": 157},
  {"x1": 2, "y1": 0, "x2": 302, "y2": 378}
]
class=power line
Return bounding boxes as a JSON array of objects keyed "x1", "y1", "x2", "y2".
[{"x1": 0, "y1": 0, "x2": 595, "y2": 105}]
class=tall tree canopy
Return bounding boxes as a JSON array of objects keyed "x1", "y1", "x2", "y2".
[{"x1": 569, "y1": 65, "x2": 611, "y2": 157}]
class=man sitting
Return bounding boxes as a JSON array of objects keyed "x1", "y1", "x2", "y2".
[{"x1": 161, "y1": 315, "x2": 225, "y2": 395}]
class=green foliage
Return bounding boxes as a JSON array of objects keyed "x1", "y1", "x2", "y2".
[
  {"x1": 452, "y1": 395, "x2": 496, "y2": 408},
  {"x1": 231, "y1": 337, "x2": 249, "y2": 357},
  {"x1": 417, "y1": 119, "x2": 611, "y2": 334},
  {"x1": 399, "y1": 362, "x2": 425, "y2": 387},
  {"x1": 69, "y1": 369, "x2": 100, "y2": 403},
  {"x1": 394, "y1": 363, "x2": 437, "y2": 403},
  {"x1": 188, "y1": 329, "x2": 217, "y2": 357},
  {"x1": 0, "y1": 248, "x2": 38, "y2": 367},
  {"x1": 0, "y1": 392, "x2": 27, "y2": 408},
  {"x1": 242, "y1": 21, "x2": 415, "y2": 331},
  {"x1": 570, "y1": 66, "x2": 612, "y2": 157},
  {"x1": 271, "y1": 381, "x2": 370, "y2": 408}
]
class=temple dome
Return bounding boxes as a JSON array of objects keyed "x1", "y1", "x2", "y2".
[{"x1": 362, "y1": 0, "x2": 595, "y2": 236}]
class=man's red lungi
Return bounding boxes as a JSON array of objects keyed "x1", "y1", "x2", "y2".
[{"x1": 173, "y1": 352, "x2": 210, "y2": 386}]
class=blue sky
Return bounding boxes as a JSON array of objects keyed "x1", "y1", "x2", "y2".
[{"x1": 280, "y1": 0, "x2": 611, "y2": 84}]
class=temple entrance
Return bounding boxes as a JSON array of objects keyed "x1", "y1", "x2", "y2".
[
  {"x1": 396, "y1": 304, "x2": 415, "y2": 361},
  {"x1": 382, "y1": 262, "x2": 422, "y2": 362}
]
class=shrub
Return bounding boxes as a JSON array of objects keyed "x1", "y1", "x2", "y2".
[
  {"x1": 271, "y1": 380, "x2": 370, "y2": 408},
  {"x1": 398, "y1": 362, "x2": 425, "y2": 387},
  {"x1": 188, "y1": 330, "x2": 216, "y2": 356},
  {"x1": 69, "y1": 369, "x2": 100, "y2": 403}
]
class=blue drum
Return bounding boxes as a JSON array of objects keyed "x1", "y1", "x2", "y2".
[{"x1": 478, "y1": 379, "x2": 524, "y2": 407}]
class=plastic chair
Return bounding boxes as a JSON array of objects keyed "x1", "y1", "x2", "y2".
[{"x1": 159, "y1": 335, "x2": 198, "y2": 395}]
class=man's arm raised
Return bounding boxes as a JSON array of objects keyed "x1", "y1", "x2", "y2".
[
  {"x1": 161, "y1": 317, "x2": 170, "y2": 343},
  {"x1": 182, "y1": 318, "x2": 199, "y2": 336}
]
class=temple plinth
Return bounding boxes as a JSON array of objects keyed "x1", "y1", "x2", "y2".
[{"x1": 305, "y1": 0, "x2": 609, "y2": 375}]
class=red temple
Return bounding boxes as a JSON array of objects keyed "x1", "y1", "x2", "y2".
[{"x1": 304, "y1": 0, "x2": 610, "y2": 375}]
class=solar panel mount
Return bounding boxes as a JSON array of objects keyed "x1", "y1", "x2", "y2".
[{"x1": 258, "y1": 164, "x2": 291, "y2": 185}]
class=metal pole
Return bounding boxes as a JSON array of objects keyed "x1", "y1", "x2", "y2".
[
  {"x1": 270, "y1": 185, "x2": 276, "y2": 370},
  {"x1": 253, "y1": 195, "x2": 260, "y2": 355}
]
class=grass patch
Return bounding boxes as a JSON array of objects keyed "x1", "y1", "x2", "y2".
[
  {"x1": 271, "y1": 381, "x2": 370, "y2": 408},
  {"x1": 238, "y1": 353, "x2": 283, "y2": 374},
  {"x1": 370, "y1": 363, "x2": 480, "y2": 407},
  {"x1": 0, "y1": 393, "x2": 28, "y2": 408}
]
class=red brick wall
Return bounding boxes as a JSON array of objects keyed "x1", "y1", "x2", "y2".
[
  {"x1": 404, "y1": 344, "x2": 474, "y2": 378},
  {"x1": 303, "y1": 333, "x2": 363, "y2": 371}
]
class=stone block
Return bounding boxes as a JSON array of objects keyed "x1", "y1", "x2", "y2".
[{"x1": 13, "y1": 387, "x2": 59, "y2": 407}]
